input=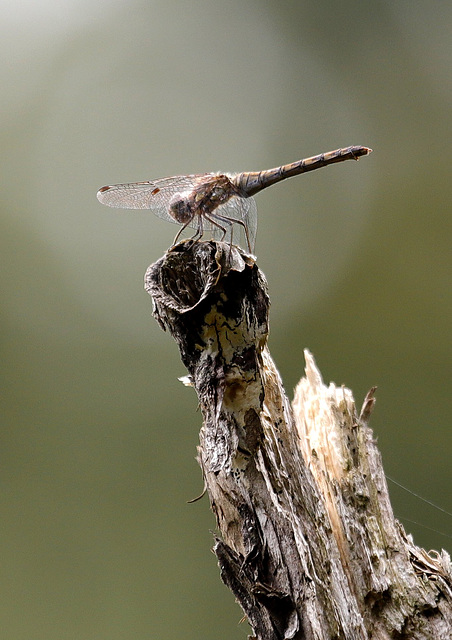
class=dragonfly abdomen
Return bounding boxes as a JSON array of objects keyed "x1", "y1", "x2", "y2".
[{"x1": 233, "y1": 145, "x2": 371, "y2": 197}]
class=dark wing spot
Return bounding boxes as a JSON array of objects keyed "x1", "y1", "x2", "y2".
[
  {"x1": 98, "y1": 186, "x2": 111, "y2": 193},
  {"x1": 151, "y1": 187, "x2": 160, "y2": 195}
]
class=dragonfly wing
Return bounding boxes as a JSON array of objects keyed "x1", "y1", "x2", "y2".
[{"x1": 97, "y1": 174, "x2": 213, "y2": 224}]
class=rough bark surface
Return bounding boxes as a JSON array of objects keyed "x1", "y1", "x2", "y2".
[{"x1": 145, "y1": 240, "x2": 452, "y2": 640}]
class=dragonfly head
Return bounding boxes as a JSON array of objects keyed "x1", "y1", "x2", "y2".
[{"x1": 168, "y1": 192, "x2": 195, "y2": 225}]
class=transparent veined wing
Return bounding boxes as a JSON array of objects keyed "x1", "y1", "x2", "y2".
[{"x1": 96, "y1": 174, "x2": 215, "y2": 224}]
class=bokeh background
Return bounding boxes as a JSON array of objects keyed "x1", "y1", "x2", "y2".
[{"x1": 2, "y1": 1, "x2": 451, "y2": 638}]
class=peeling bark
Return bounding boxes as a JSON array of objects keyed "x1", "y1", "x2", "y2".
[{"x1": 145, "y1": 240, "x2": 452, "y2": 640}]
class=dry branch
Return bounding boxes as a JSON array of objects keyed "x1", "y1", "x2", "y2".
[{"x1": 145, "y1": 240, "x2": 452, "y2": 640}]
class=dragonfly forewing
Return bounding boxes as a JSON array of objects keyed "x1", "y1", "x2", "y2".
[{"x1": 97, "y1": 174, "x2": 214, "y2": 221}]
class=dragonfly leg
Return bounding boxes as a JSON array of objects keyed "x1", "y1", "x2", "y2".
[
  {"x1": 194, "y1": 211, "x2": 204, "y2": 241},
  {"x1": 210, "y1": 212, "x2": 252, "y2": 253},
  {"x1": 203, "y1": 213, "x2": 230, "y2": 244},
  {"x1": 172, "y1": 220, "x2": 191, "y2": 246},
  {"x1": 204, "y1": 213, "x2": 238, "y2": 262},
  {"x1": 203, "y1": 213, "x2": 227, "y2": 242},
  {"x1": 172, "y1": 214, "x2": 204, "y2": 246}
]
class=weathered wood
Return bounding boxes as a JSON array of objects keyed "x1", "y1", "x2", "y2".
[{"x1": 145, "y1": 240, "x2": 452, "y2": 640}]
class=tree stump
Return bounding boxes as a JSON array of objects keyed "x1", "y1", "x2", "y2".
[{"x1": 145, "y1": 240, "x2": 452, "y2": 640}]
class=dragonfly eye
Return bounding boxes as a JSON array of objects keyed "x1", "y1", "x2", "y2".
[{"x1": 168, "y1": 193, "x2": 194, "y2": 224}]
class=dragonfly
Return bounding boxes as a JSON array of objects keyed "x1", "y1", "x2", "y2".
[{"x1": 97, "y1": 145, "x2": 371, "y2": 253}]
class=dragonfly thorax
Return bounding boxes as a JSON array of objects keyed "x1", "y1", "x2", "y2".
[{"x1": 168, "y1": 175, "x2": 237, "y2": 225}]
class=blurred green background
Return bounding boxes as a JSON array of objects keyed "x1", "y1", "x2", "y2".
[{"x1": 2, "y1": 1, "x2": 451, "y2": 638}]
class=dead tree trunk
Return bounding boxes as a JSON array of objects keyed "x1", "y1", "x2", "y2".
[{"x1": 145, "y1": 240, "x2": 452, "y2": 640}]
